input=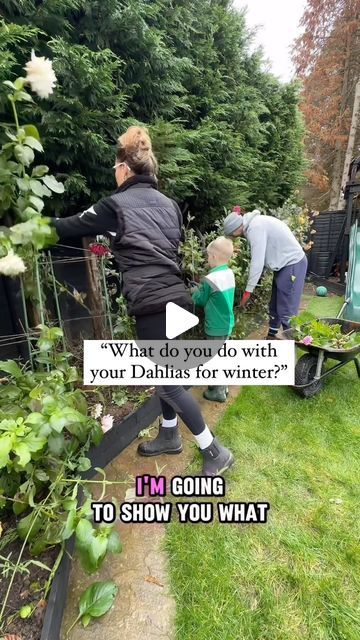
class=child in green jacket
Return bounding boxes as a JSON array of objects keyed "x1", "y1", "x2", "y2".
[{"x1": 192, "y1": 236, "x2": 235, "y2": 402}]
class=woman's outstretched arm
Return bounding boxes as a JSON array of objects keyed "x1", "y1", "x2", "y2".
[{"x1": 53, "y1": 197, "x2": 117, "y2": 238}]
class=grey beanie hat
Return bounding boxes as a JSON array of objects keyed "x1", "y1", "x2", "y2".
[{"x1": 223, "y1": 212, "x2": 244, "y2": 236}]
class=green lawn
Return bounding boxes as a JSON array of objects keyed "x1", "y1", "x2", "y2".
[{"x1": 166, "y1": 295, "x2": 360, "y2": 640}]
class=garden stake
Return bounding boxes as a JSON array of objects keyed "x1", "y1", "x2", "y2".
[
  {"x1": 34, "y1": 255, "x2": 49, "y2": 372},
  {"x1": 19, "y1": 276, "x2": 34, "y2": 370},
  {"x1": 100, "y1": 257, "x2": 114, "y2": 339},
  {"x1": 47, "y1": 251, "x2": 67, "y2": 353}
]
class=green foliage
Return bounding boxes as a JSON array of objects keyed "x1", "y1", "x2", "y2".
[
  {"x1": 1, "y1": 1, "x2": 305, "y2": 226},
  {"x1": 0, "y1": 327, "x2": 121, "y2": 579},
  {"x1": 290, "y1": 313, "x2": 360, "y2": 350},
  {"x1": 71, "y1": 580, "x2": 118, "y2": 629}
]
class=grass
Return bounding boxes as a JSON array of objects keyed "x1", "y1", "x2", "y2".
[{"x1": 166, "y1": 294, "x2": 360, "y2": 640}]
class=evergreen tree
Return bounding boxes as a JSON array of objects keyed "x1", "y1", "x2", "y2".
[{"x1": 0, "y1": 0, "x2": 305, "y2": 228}]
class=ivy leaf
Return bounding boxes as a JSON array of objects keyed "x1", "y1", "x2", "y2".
[
  {"x1": 42, "y1": 174, "x2": 65, "y2": 194},
  {"x1": 78, "y1": 581, "x2": 118, "y2": 627}
]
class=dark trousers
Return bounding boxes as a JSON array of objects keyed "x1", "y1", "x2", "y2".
[
  {"x1": 135, "y1": 312, "x2": 206, "y2": 435},
  {"x1": 269, "y1": 255, "x2": 308, "y2": 331}
]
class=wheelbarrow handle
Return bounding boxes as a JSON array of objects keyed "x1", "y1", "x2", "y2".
[{"x1": 337, "y1": 298, "x2": 351, "y2": 319}]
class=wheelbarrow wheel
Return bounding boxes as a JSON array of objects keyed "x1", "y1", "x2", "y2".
[{"x1": 294, "y1": 354, "x2": 323, "y2": 398}]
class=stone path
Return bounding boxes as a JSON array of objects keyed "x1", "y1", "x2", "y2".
[
  {"x1": 61, "y1": 288, "x2": 318, "y2": 639},
  {"x1": 60, "y1": 385, "x2": 241, "y2": 640}
]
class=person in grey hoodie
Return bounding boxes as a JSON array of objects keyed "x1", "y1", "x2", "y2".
[{"x1": 223, "y1": 209, "x2": 307, "y2": 338}]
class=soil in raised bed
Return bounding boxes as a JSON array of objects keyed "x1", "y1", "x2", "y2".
[{"x1": 0, "y1": 516, "x2": 59, "y2": 640}]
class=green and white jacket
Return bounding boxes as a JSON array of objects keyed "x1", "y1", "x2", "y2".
[{"x1": 192, "y1": 265, "x2": 235, "y2": 337}]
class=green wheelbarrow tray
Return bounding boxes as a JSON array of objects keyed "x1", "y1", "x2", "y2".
[{"x1": 280, "y1": 317, "x2": 360, "y2": 398}]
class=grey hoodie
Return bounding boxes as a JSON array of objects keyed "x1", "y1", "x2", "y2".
[{"x1": 242, "y1": 211, "x2": 305, "y2": 292}]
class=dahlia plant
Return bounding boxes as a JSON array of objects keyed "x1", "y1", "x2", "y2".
[{"x1": 0, "y1": 50, "x2": 63, "y2": 276}]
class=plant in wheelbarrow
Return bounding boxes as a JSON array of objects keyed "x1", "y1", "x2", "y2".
[{"x1": 287, "y1": 312, "x2": 360, "y2": 398}]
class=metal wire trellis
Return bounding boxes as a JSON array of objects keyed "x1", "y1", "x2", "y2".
[{"x1": 1, "y1": 247, "x2": 119, "y2": 370}]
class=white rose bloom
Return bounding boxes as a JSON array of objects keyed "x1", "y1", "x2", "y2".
[
  {"x1": 0, "y1": 250, "x2": 26, "y2": 277},
  {"x1": 24, "y1": 50, "x2": 57, "y2": 99}
]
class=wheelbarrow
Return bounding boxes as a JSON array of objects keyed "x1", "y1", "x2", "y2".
[{"x1": 281, "y1": 315, "x2": 360, "y2": 398}]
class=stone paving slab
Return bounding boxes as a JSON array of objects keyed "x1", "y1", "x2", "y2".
[{"x1": 60, "y1": 385, "x2": 241, "y2": 640}]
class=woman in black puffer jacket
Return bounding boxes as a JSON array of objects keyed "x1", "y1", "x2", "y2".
[{"x1": 53, "y1": 126, "x2": 234, "y2": 476}]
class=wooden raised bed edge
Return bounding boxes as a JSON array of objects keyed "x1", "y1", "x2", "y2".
[{"x1": 40, "y1": 393, "x2": 162, "y2": 640}]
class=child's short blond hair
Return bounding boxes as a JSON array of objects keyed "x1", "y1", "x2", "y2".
[{"x1": 207, "y1": 236, "x2": 234, "y2": 262}]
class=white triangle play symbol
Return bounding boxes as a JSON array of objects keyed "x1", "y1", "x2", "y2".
[{"x1": 166, "y1": 302, "x2": 199, "y2": 339}]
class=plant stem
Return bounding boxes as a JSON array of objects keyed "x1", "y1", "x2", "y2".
[
  {"x1": 0, "y1": 469, "x2": 64, "y2": 630},
  {"x1": 10, "y1": 96, "x2": 20, "y2": 133},
  {"x1": 43, "y1": 543, "x2": 65, "y2": 600}
]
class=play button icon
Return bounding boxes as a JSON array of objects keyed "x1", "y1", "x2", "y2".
[{"x1": 166, "y1": 302, "x2": 199, "y2": 339}]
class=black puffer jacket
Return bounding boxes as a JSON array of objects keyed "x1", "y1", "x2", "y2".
[{"x1": 53, "y1": 175, "x2": 192, "y2": 316}]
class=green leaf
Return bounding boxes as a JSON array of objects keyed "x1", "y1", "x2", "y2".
[
  {"x1": 106, "y1": 530, "x2": 122, "y2": 554},
  {"x1": 78, "y1": 456, "x2": 91, "y2": 472},
  {"x1": 34, "y1": 469, "x2": 49, "y2": 482},
  {"x1": 14, "y1": 78, "x2": 25, "y2": 91},
  {"x1": 17, "y1": 511, "x2": 43, "y2": 541},
  {"x1": 13, "y1": 442, "x2": 31, "y2": 467},
  {"x1": 76, "y1": 518, "x2": 94, "y2": 544},
  {"x1": 3, "y1": 80, "x2": 16, "y2": 90},
  {"x1": 29, "y1": 195, "x2": 44, "y2": 212},
  {"x1": 78, "y1": 581, "x2": 118, "y2": 626},
  {"x1": 15, "y1": 90, "x2": 33, "y2": 103},
  {"x1": 29, "y1": 179, "x2": 46, "y2": 197},
  {"x1": 16, "y1": 177, "x2": 30, "y2": 192},
  {"x1": 0, "y1": 359, "x2": 23, "y2": 378},
  {"x1": 24, "y1": 136, "x2": 43, "y2": 152},
  {"x1": 0, "y1": 433, "x2": 13, "y2": 468},
  {"x1": 49, "y1": 411, "x2": 68, "y2": 433},
  {"x1": 14, "y1": 144, "x2": 34, "y2": 167},
  {"x1": 48, "y1": 432, "x2": 65, "y2": 455},
  {"x1": 32, "y1": 165, "x2": 49, "y2": 178},
  {"x1": 62, "y1": 508, "x2": 77, "y2": 540},
  {"x1": 42, "y1": 174, "x2": 65, "y2": 194},
  {"x1": 25, "y1": 412, "x2": 44, "y2": 425},
  {"x1": 81, "y1": 613, "x2": 92, "y2": 627},
  {"x1": 19, "y1": 604, "x2": 32, "y2": 619},
  {"x1": 24, "y1": 124, "x2": 40, "y2": 141}
]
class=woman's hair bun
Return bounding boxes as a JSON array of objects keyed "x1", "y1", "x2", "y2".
[
  {"x1": 117, "y1": 125, "x2": 158, "y2": 176},
  {"x1": 120, "y1": 126, "x2": 152, "y2": 153}
]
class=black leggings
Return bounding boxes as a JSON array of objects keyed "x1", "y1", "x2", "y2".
[{"x1": 135, "y1": 312, "x2": 206, "y2": 436}]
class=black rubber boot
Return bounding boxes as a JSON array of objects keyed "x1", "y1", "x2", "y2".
[
  {"x1": 203, "y1": 386, "x2": 227, "y2": 402},
  {"x1": 201, "y1": 437, "x2": 234, "y2": 476},
  {"x1": 137, "y1": 425, "x2": 183, "y2": 456}
]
